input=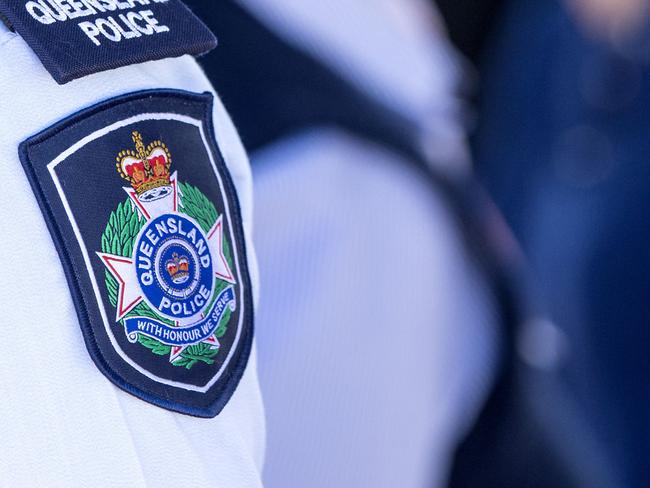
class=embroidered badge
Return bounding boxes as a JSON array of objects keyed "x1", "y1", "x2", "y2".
[{"x1": 19, "y1": 90, "x2": 253, "y2": 417}]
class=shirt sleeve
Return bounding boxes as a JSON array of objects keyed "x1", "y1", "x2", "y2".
[{"x1": 0, "y1": 25, "x2": 264, "y2": 488}]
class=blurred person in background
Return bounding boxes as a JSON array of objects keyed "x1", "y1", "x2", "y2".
[
  {"x1": 464, "y1": 0, "x2": 650, "y2": 486},
  {"x1": 187, "y1": 1, "x2": 618, "y2": 486}
]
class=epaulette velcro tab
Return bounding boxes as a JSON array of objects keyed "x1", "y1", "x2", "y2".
[{"x1": 0, "y1": 0, "x2": 217, "y2": 83}]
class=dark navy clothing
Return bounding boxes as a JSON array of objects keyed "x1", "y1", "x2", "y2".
[{"x1": 475, "y1": 1, "x2": 650, "y2": 486}]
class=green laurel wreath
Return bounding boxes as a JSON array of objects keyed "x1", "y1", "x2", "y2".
[{"x1": 101, "y1": 183, "x2": 234, "y2": 370}]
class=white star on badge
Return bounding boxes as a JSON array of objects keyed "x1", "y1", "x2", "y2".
[{"x1": 98, "y1": 211, "x2": 234, "y2": 363}]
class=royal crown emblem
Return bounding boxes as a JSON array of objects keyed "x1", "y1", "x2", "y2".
[
  {"x1": 166, "y1": 252, "x2": 190, "y2": 284},
  {"x1": 116, "y1": 131, "x2": 172, "y2": 202}
]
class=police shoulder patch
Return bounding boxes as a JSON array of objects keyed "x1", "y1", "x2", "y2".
[{"x1": 19, "y1": 90, "x2": 253, "y2": 417}]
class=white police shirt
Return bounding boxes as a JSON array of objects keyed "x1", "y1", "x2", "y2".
[
  {"x1": 253, "y1": 131, "x2": 498, "y2": 488},
  {"x1": 0, "y1": 21, "x2": 264, "y2": 488},
  {"x1": 234, "y1": 1, "x2": 500, "y2": 487}
]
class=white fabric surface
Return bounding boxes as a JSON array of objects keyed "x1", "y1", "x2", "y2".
[
  {"x1": 253, "y1": 130, "x2": 498, "y2": 488},
  {"x1": 0, "y1": 29, "x2": 264, "y2": 488}
]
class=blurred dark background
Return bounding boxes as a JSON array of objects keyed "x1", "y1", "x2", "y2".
[{"x1": 437, "y1": 0, "x2": 650, "y2": 486}]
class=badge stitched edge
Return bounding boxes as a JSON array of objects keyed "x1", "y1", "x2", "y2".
[{"x1": 18, "y1": 89, "x2": 254, "y2": 418}]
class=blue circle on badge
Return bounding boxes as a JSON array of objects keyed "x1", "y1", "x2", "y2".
[{"x1": 135, "y1": 213, "x2": 213, "y2": 320}]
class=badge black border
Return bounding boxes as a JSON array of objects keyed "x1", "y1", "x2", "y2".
[{"x1": 18, "y1": 89, "x2": 254, "y2": 418}]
